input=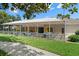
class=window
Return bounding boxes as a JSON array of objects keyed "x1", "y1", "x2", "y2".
[
  {"x1": 47, "y1": 27, "x2": 53, "y2": 32},
  {"x1": 62, "y1": 28, "x2": 64, "y2": 34},
  {"x1": 38, "y1": 27, "x2": 44, "y2": 33},
  {"x1": 50, "y1": 28, "x2": 53, "y2": 32}
]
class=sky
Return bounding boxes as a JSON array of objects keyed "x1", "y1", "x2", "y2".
[{"x1": 5, "y1": 3, "x2": 79, "y2": 20}]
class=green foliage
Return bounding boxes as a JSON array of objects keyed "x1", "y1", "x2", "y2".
[
  {"x1": 1, "y1": 3, "x2": 9, "y2": 9},
  {"x1": 62, "y1": 3, "x2": 70, "y2": 9},
  {"x1": 0, "y1": 10, "x2": 12, "y2": 24},
  {"x1": 57, "y1": 3, "x2": 78, "y2": 20},
  {"x1": 0, "y1": 50, "x2": 8, "y2": 56},
  {"x1": 75, "y1": 30, "x2": 79, "y2": 35},
  {"x1": 1, "y1": 3, "x2": 50, "y2": 19},
  {"x1": 64, "y1": 14, "x2": 70, "y2": 19},
  {"x1": 57, "y1": 14, "x2": 62, "y2": 19},
  {"x1": 9, "y1": 15, "x2": 21, "y2": 21},
  {"x1": 57, "y1": 14, "x2": 70, "y2": 19},
  {"x1": 69, "y1": 7, "x2": 78, "y2": 14},
  {"x1": 68, "y1": 35, "x2": 79, "y2": 42},
  {"x1": 0, "y1": 10, "x2": 20, "y2": 24}
]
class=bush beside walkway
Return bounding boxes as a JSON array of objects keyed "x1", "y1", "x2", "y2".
[{"x1": 0, "y1": 49, "x2": 8, "y2": 56}]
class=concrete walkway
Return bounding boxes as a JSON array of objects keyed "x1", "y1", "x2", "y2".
[{"x1": 0, "y1": 41, "x2": 59, "y2": 56}]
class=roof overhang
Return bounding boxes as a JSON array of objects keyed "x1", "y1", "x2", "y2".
[{"x1": 2, "y1": 18, "x2": 79, "y2": 25}]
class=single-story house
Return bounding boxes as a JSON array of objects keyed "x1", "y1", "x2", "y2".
[{"x1": 0, "y1": 18, "x2": 79, "y2": 40}]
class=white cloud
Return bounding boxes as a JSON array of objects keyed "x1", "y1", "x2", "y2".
[
  {"x1": 57, "y1": 4, "x2": 62, "y2": 8},
  {"x1": 13, "y1": 10, "x2": 18, "y2": 13},
  {"x1": 49, "y1": 8, "x2": 55, "y2": 10}
]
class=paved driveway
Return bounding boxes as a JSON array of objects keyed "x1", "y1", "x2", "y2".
[{"x1": 0, "y1": 41, "x2": 59, "y2": 56}]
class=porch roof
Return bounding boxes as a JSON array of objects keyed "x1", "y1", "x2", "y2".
[{"x1": 2, "y1": 18, "x2": 79, "y2": 25}]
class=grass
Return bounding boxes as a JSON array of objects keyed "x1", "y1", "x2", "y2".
[{"x1": 0, "y1": 34, "x2": 79, "y2": 56}]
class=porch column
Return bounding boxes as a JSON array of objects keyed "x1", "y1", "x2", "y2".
[
  {"x1": 15, "y1": 25, "x2": 17, "y2": 34},
  {"x1": 24, "y1": 25, "x2": 26, "y2": 33},
  {"x1": 3, "y1": 25, "x2": 4, "y2": 33},
  {"x1": 64, "y1": 20, "x2": 66, "y2": 41},
  {"x1": 8, "y1": 25, "x2": 9, "y2": 34},
  {"x1": 36, "y1": 23, "x2": 38, "y2": 37},
  {"x1": 10, "y1": 25, "x2": 12, "y2": 34},
  {"x1": 27, "y1": 25, "x2": 29, "y2": 36},
  {"x1": 13, "y1": 25, "x2": 15, "y2": 35},
  {"x1": 49, "y1": 23, "x2": 51, "y2": 38},
  {"x1": 20, "y1": 24, "x2": 22, "y2": 35}
]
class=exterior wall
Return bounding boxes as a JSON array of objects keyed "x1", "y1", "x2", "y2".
[
  {"x1": 14, "y1": 24, "x2": 64, "y2": 34},
  {"x1": 43, "y1": 24, "x2": 64, "y2": 34},
  {"x1": 44, "y1": 26, "x2": 48, "y2": 32},
  {"x1": 29, "y1": 27, "x2": 36, "y2": 32},
  {"x1": 43, "y1": 24, "x2": 65, "y2": 39},
  {"x1": 53, "y1": 24, "x2": 64, "y2": 34},
  {"x1": 15, "y1": 25, "x2": 28, "y2": 32},
  {"x1": 52, "y1": 24, "x2": 65, "y2": 40},
  {"x1": 24, "y1": 26, "x2": 27, "y2": 32},
  {"x1": 8, "y1": 24, "x2": 79, "y2": 40},
  {"x1": 16, "y1": 25, "x2": 20, "y2": 31},
  {"x1": 2, "y1": 24, "x2": 65, "y2": 40},
  {"x1": 66, "y1": 24, "x2": 79, "y2": 38}
]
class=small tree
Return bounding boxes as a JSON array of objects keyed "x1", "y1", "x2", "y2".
[{"x1": 0, "y1": 11, "x2": 12, "y2": 24}]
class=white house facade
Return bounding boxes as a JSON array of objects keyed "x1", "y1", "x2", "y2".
[{"x1": 0, "y1": 18, "x2": 79, "y2": 40}]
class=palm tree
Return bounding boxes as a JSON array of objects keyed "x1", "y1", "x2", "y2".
[
  {"x1": 57, "y1": 3, "x2": 78, "y2": 20},
  {"x1": 64, "y1": 14, "x2": 70, "y2": 19},
  {"x1": 61, "y1": 3, "x2": 70, "y2": 19},
  {"x1": 69, "y1": 7, "x2": 78, "y2": 14},
  {"x1": 62, "y1": 3, "x2": 77, "y2": 14},
  {"x1": 57, "y1": 14, "x2": 69, "y2": 20},
  {"x1": 57, "y1": 14, "x2": 62, "y2": 19}
]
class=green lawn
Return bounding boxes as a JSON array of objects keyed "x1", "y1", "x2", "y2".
[{"x1": 0, "y1": 34, "x2": 79, "y2": 56}]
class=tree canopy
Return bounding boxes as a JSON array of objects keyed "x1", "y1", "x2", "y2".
[
  {"x1": 57, "y1": 3, "x2": 78, "y2": 20},
  {"x1": 0, "y1": 3, "x2": 78, "y2": 24},
  {"x1": 0, "y1": 10, "x2": 20, "y2": 24},
  {"x1": 0, "y1": 10, "x2": 12, "y2": 24},
  {"x1": 1, "y1": 3, "x2": 50, "y2": 19}
]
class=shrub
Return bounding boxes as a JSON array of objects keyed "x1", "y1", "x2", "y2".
[
  {"x1": 0, "y1": 50, "x2": 7, "y2": 56},
  {"x1": 68, "y1": 35, "x2": 79, "y2": 42},
  {"x1": 75, "y1": 30, "x2": 79, "y2": 35}
]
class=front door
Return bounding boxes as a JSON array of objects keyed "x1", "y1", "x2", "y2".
[{"x1": 38, "y1": 27, "x2": 44, "y2": 33}]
